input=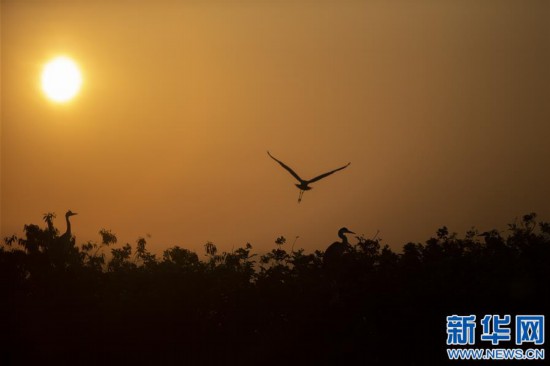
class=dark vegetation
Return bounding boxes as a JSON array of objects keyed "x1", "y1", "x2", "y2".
[{"x1": 1, "y1": 213, "x2": 549, "y2": 365}]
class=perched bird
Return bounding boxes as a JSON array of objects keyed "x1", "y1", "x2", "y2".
[
  {"x1": 50, "y1": 210, "x2": 78, "y2": 268},
  {"x1": 324, "y1": 227, "x2": 355, "y2": 269},
  {"x1": 267, "y1": 151, "x2": 350, "y2": 203},
  {"x1": 59, "y1": 210, "x2": 78, "y2": 244}
]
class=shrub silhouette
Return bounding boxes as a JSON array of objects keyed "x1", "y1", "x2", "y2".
[{"x1": 1, "y1": 213, "x2": 548, "y2": 365}]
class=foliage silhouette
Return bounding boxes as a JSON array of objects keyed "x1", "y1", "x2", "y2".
[{"x1": 1, "y1": 212, "x2": 548, "y2": 365}]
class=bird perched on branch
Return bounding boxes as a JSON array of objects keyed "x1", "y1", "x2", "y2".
[
  {"x1": 323, "y1": 227, "x2": 355, "y2": 273},
  {"x1": 48, "y1": 210, "x2": 78, "y2": 268},
  {"x1": 59, "y1": 210, "x2": 78, "y2": 244},
  {"x1": 267, "y1": 151, "x2": 350, "y2": 203}
]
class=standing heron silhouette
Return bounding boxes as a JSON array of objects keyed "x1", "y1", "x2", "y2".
[
  {"x1": 323, "y1": 227, "x2": 355, "y2": 273},
  {"x1": 267, "y1": 151, "x2": 350, "y2": 203},
  {"x1": 59, "y1": 210, "x2": 78, "y2": 245},
  {"x1": 50, "y1": 210, "x2": 78, "y2": 268},
  {"x1": 324, "y1": 227, "x2": 355, "y2": 305}
]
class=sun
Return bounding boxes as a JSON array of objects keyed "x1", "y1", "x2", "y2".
[{"x1": 41, "y1": 56, "x2": 83, "y2": 103}]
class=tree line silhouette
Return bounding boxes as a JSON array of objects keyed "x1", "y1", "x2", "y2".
[{"x1": 1, "y1": 212, "x2": 548, "y2": 365}]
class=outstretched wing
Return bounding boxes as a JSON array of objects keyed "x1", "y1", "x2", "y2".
[
  {"x1": 267, "y1": 151, "x2": 303, "y2": 183},
  {"x1": 307, "y1": 162, "x2": 351, "y2": 184}
]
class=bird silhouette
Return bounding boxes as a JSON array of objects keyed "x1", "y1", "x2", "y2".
[
  {"x1": 59, "y1": 210, "x2": 78, "y2": 244},
  {"x1": 324, "y1": 227, "x2": 355, "y2": 271},
  {"x1": 267, "y1": 151, "x2": 350, "y2": 203},
  {"x1": 48, "y1": 210, "x2": 78, "y2": 268},
  {"x1": 324, "y1": 227, "x2": 355, "y2": 306}
]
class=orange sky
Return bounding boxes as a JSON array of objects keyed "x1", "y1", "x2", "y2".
[{"x1": 2, "y1": 0, "x2": 549, "y2": 255}]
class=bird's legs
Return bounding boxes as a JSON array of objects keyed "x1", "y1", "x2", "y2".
[{"x1": 298, "y1": 190, "x2": 304, "y2": 203}]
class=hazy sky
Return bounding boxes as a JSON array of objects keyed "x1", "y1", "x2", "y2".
[{"x1": 2, "y1": 0, "x2": 549, "y2": 255}]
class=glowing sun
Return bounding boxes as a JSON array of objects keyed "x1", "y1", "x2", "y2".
[{"x1": 41, "y1": 56, "x2": 83, "y2": 103}]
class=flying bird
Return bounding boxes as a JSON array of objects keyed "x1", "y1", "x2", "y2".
[{"x1": 267, "y1": 151, "x2": 350, "y2": 203}]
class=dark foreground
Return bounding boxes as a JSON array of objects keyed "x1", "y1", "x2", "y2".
[{"x1": 1, "y1": 213, "x2": 548, "y2": 365}]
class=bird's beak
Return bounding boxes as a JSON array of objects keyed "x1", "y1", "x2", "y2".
[
  {"x1": 347, "y1": 230, "x2": 355, "y2": 234},
  {"x1": 73, "y1": 212, "x2": 78, "y2": 216}
]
